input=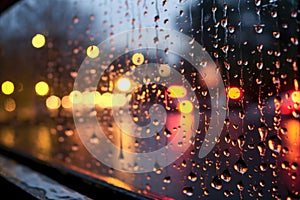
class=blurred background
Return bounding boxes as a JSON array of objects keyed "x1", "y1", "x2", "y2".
[{"x1": 0, "y1": 0, "x2": 299, "y2": 199}]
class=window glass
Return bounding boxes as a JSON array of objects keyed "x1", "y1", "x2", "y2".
[{"x1": 0, "y1": 0, "x2": 299, "y2": 199}]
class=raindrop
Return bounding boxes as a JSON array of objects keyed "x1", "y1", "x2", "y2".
[
  {"x1": 270, "y1": 11, "x2": 277, "y2": 18},
  {"x1": 163, "y1": 176, "x2": 171, "y2": 184},
  {"x1": 71, "y1": 144, "x2": 79, "y2": 151},
  {"x1": 234, "y1": 157, "x2": 248, "y2": 174},
  {"x1": 290, "y1": 11, "x2": 297, "y2": 18},
  {"x1": 228, "y1": 26, "x2": 235, "y2": 33},
  {"x1": 239, "y1": 111, "x2": 245, "y2": 119},
  {"x1": 258, "y1": 123, "x2": 268, "y2": 141},
  {"x1": 154, "y1": 15, "x2": 160, "y2": 22},
  {"x1": 290, "y1": 37, "x2": 299, "y2": 45},
  {"x1": 188, "y1": 172, "x2": 198, "y2": 182},
  {"x1": 259, "y1": 162, "x2": 268, "y2": 171},
  {"x1": 291, "y1": 162, "x2": 298, "y2": 170},
  {"x1": 254, "y1": 25, "x2": 264, "y2": 34},
  {"x1": 238, "y1": 135, "x2": 245, "y2": 149},
  {"x1": 281, "y1": 161, "x2": 289, "y2": 170},
  {"x1": 236, "y1": 181, "x2": 244, "y2": 191},
  {"x1": 64, "y1": 129, "x2": 74, "y2": 136},
  {"x1": 179, "y1": 10, "x2": 184, "y2": 16},
  {"x1": 182, "y1": 187, "x2": 194, "y2": 196},
  {"x1": 268, "y1": 135, "x2": 282, "y2": 153},
  {"x1": 220, "y1": 169, "x2": 232, "y2": 182},
  {"x1": 90, "y1": 133, "x2": 99, "y2": 144},
  {"x1": 211, "y1": 176, "x2": 222, "y2": 190},
  {"x1": 257, "y1": 142, "x2": 266, "y2": 156},
  {"x1": 272, "y1": 31, "x2": 280, "y2": 39},
  {"x1": 223, "y1": 149, "x2": 230, "y2": 157},
  {"x1": 153, "y1": 161, "x2": 162, "y2": 174},
  {"x1": 73, "y1": 16, "x2": 79, "y2": 24},
  {"x1": 248, "y1": 124, "x2": 255, "y2": 131},
  {"x1": 256, "y1": 62, "x2": 264, "y2": 70},
  {"x1": 255, "y1": 0, "x2": 261, "y2": 6}
]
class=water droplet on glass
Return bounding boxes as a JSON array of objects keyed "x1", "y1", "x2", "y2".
[
  {"x1": 220, "y1": 169, "x2": 232, "y2": 182},
  {"x1": 254, "y1": 25, "x2": 264, "y2": 34},
  {"x1": 182, "y1": 187, "x2": 194, "y2": 196},
  {"x1": 258, "y1": 123, "x2": 268, "y2": 141},
  {"x1": 90, "y1": 133, "x2": 99, "y2": 144},
  {"x1": 236, "y1": 181, "x2": 244, "y2": 191},
  {"x1": 153, "y1": 161, "x2": 162, "y2": 174},
  {"x1": 237, "y1": 135, "x2": 245, "y2": 149},
  {"x1": 163, "y1": 176, "x2": 171, "y2": 184},
  {"x1": 268, "y1": 135, "x2": 282, "y2": 153},
  {"x1": 291, "y1": 162, "x2": 298, "y2": 170},
  {"x1": 188, "y1": 172, "x2": 198, "y2": 182},
  {"x1": 234, "y1": 157, "x2": 248, "y2": 174},
  {"x1": 257, "y1": 142, "x2": 266, "y2": 156},
  {"x1": 270, "y1": 11, "x2": 277, "y2": 18},
  {"x1": 259, "y1": 162, "x2": 268, "y2": 171},
  {"x1": 211, "y1": 176, "x2": 222, "y2": 190},
  {"x1": 73, "y1": 16, "x2": 79, "y2": 24},
  {"x1": 239, "y1": 111, "x2": 245, "y2": 119},
  {"x1": 273, "y1": 31, "x2": 280, "y2": 39}
]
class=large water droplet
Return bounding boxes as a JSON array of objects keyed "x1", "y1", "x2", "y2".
[
  {"x1": 257, "y1": 142, "x2": 266, "y2": 156},
  {"x1": 220, "y1": 169, "x2": 232, "y2": 182},
  {"x1": 268, "y1": 135, "x2": 282, "y2": 153},
  {"x1": 188, "y1": 172, "x2": 198, "y2": 182},
  {"x1": 234, "y1": 157, "x2": 248, "y2": 174},
  {"x1": 211, "y1": 176, "x2": 222, "y2": 190}
]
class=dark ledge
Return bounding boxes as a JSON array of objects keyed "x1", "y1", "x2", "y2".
[{"x1": 0, "y1": 145, "x2": 153, "y2": 200}]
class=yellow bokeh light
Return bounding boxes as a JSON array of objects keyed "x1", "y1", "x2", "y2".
[
  {"x1": 117, "y1": 78, "x2": 131, "y2": 92},
  {"x1": 62, "y1": 95, "x2": 72, "y2": 109},
  {"x1": 291, "y1": 91, "x2": 300, "y2": 103},
  {"x1": 1, "y1": 81, "x2": 14, "y2": 95},
  {"x1": 46, "y1": 95, "x2": 61, "y2": 109},
  {"x1": 228, "y1": 87, "x2": 242, "y2": 100},
  {"x1": 168, "y1": 85, "x2": 187, "y2": 98},
  {"x1": 69, "y1": 90, "x2": 82, "y2": 104},
  {"x1": 178, "y1": 100, "x2": 194, "y2": 114},
  {"x1": 35, "y1": 81, "x2": 49, "y2": 96},
  {"x1": 87, "y1": 45, "x2": 100, "y2": 58},
  {"x1": 4, "y1": 98, "x2": 16, "y2": 112},
  {"x1": 32, "y1": 34, "x2": 46, "y2": 48},
  {"x1": 132, "y1": 53, "x2": 144, "y2": 66},
  {"x1": 99, "y1": 92, "x2": 113, "y2": 108}
]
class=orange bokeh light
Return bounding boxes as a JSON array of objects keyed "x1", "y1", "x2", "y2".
[{"x1": 228, "y1": 87, "x2": 242, "y2": 100}]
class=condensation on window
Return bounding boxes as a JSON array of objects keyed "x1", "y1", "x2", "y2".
[{"x1": 0, "y1": 0, "x2": 299, "y2": 199}]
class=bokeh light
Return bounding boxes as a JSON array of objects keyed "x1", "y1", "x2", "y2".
[
  {"x1": 35, "y1": 81, "x2": 49, "y2": 96},
  {"x1": 178, "y1": 100, "x2": 194, "y2": 114},
  {"x1": 168, "y1": 85, "x2": 187, "y2": 98},
  {"x1": 132, "y1": 53, "x2": 144, "y2": 66},
  {"x1": 32, "y1": 34, "x2": 46, "y2": 48},
  {"x1": 46, "y1": 95, "x2": 61, "y2": 109},
  {"x1": 4, "y1": 98, "x2": 16, "y2": 112},
  {"x1": 87, "y1": 45, "x2": 100, "y2": 58},
  {"x1": 228, "y1": 87, "x2": 242, "y2": 100},
  {"x1": 117, "y1": 78, "x2": 131, "y2": 92},
  {"x1": 69, "y1": 90, "x2": 83, "y2": 104},
  {"x1": 1, "y1": 81, "x2": 14, "y2": 95},
  {"x1": 61, "y1": 95, "x2": 72, "y2": 109}
]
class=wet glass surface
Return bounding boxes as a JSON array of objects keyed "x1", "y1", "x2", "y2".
[{"x1": 0, "y1": 0, "x2": 299, "y2": 199}]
